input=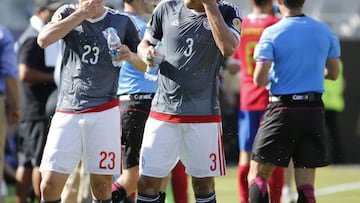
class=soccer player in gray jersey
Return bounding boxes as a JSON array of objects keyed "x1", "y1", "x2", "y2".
[
  {"x1": 36, "y1": 0, "x2": 146, "y2": 202},
  {"x1": 136, "y1": 0, "x2": 241, "y2": 202}
]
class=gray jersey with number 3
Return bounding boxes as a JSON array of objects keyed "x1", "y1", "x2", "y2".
[
  {"x1": 145, "y1": 0, "x2": 241, "y2": 116},
  {"x1": 56, "y1": 5, "x2": 140, "y2": 111}
]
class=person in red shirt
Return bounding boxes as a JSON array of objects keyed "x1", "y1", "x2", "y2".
[{"x1": 233, "y1": 0, "x2": 283, "y2": 202}]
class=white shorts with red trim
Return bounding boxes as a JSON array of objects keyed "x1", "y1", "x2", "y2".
[
  {"x1": 139, "y1": 117, "x2": 226, "y2": 178},
  {"x1": 39, "y1": 106, "x2": 121, "y2": 175}
]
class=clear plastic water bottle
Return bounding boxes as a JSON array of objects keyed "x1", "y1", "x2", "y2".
[
  {"x1": 104, "y1": 27, "x2": 122, "y2": 67},
  {"x1": 144, "y1": 41, "x2": 164, "y2": 81}
]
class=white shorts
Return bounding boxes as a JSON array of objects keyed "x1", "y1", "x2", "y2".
[
  {"x1": 139, "y1": 118, "x2": 226, "y2": 178},
  {"x1": 39, "y1": 107, "x2": 121, "y2": 175}
]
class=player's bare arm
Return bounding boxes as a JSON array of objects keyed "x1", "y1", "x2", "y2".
[
  {"x1": 201, "y1": 0, "x2": 239, "y2": 57},
  {"x1": 38, "y1": 0, "x2": 105, "y2": 48},
  {"x1": 137, "y1": 39, "x2": 158, "y2": 68},
  {"x1": 325, "y1": 58, "x2": 340, "y2": 80},
  {"x1": 253, "y1": 60, "x2": 272, "y2": 87},
  {"x1": 116, "y1": 44, "x2": 147, "y2": 72}
]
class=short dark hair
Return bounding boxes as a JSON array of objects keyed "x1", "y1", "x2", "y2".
[
  {"x1": 253, "y1": 0, "x2": 272, "y2": 6},
  {"x1": 282, "y1": 0, "x2": 305, "y2": 9}
]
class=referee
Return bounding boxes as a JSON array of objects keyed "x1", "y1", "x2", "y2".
[{"x1": 248, "y1": 0, "x2": 340, "y2": 202}]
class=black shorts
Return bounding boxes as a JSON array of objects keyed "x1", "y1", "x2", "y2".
[
  {"x1": 17, "y1": 119, "x2": 49, "y2": 167},
  {"x1": 120, "y1": 93, "x2": 153, "y2": 169},
  {"x1": 251, "y1": 99, "x2": 330, "y2": 168}
]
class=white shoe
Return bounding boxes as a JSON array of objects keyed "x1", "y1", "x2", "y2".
[{"x1": 281, "y1": 187, "x2": 296, "y2": 203}]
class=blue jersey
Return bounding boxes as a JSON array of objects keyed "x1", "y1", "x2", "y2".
[
  {"x1": 0, "y1": 26, "x2": 18, "y2": 93},
  {"x1": 117, "y1": 14, "x2": 157, "y2": 95},
  {"x1": 254, "y1": 16, "x2": 340, "y2": 95}
]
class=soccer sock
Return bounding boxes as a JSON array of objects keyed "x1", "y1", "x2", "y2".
[
  {"x1": 268, "y1": 167, "x2": 284, "y2": 203},
  {"x1": 249, "y1": 177, "x2": 269, "y2": 203},
  {"x1": 112, "y1": 181, "x2": 127, "y2": 203},
  {"x1": 136, "y1": 193, "x2": 160, "y2": 203},
  {"x1": 195, "y1": 191, "x2": 216, "y2": 203},
  {"x1": 297, "y1": 184, "x2": 315, "y2": 203},
  {"x1": 93, "y1": 199, "x2": 112, "y2": 203},
  {"x1": 40, "y1": 200, "x2": 61, "y2": 203},
  {"x1": 171, "y1": 162, "x2": 188, "y2": 203},
  {"x1": 159, "y1": 192, "x2": 166, "y2": 203},
  {"x1": 237, "y1": 165, "x2": 250, "y2": 203}
]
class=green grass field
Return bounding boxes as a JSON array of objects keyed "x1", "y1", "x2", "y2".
[{"x1": 4, "y1": 165, "x2": 360, "y2": 203}]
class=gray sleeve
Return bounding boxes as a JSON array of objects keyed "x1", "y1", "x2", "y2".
[{"x1": 144, "y1": 1, "x2": 165, "y2": 43}]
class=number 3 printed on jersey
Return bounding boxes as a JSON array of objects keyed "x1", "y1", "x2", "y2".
[{"x1": 184, "y1": 38, "x2": 194, "y2": 57}]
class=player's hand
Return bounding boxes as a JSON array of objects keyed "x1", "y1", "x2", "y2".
[
  {"x1": 113, "y1": 44, "x2": 131, "y2": 62},
  {"x1": 79, "y1": 0, "x2": 105, "y2": 19},
  {"x1": 144, "y1": 45, "x2": 158, "y2": 67}
]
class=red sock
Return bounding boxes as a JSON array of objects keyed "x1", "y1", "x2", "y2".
[
  {"x1": 237, "y1": 165, "x2": 250, "y2": 203},
  {"x1": 171, "y1": 162, "x2": 188, "y2": 203},
  {"x1": 268, "y1": 167, "x2": 284, "y2": 203},
  {"x1": 130, "y1": 192, "x2": 136, "y2": 200}
]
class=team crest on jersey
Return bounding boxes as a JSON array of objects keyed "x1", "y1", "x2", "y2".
[
  {"x1": 232, "y1": 18, "x2": 241, "y2": 32},
  {"x1": 203, "y1": 18, "x2": 211, "y2": 30}
]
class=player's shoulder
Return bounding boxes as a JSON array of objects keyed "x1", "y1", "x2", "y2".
[
  {"x1": 107, "y1": 7, "x2": 135, "y2": 21},
  {"x1": 218, "y1": 0, "x2": 241, "y2": 16},
  {"x1": 157, "y1": 0, "x2": 180, "y2": 7},
  {"x1": 153, "y1": 0, "x2": 180, "y2": 13},
  {"x1": 53, "y1": 4, "x2": 76, "y2": 20}
]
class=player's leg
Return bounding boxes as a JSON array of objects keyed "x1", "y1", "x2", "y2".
[
  {"x1": 294, "y1": 168, "x2": 315, "y2": 203},
  {"x1": 192, "y1": 177, "x2": 216, "y2": 203},
  {"x1": 237, "y1": 110, "x2": 264, "y2": 203},
  {"x1": 61, "y1": 163, "x2": 81, "y2": 203},
  {"x1": 281, "y1": 160, "x2": 296, "y2": 203},
  {"x1": 77, "y1": 161, "x2": 92, "y2": 202},
  {"x1": 248, "y1": 104, "x2": 293, "y2": 203},
  {"x1": 86, "y1": 107, "x2": 121, "y2": 202},
  {"x1": 248, "y1": 161, "x2": 274, "y2": 203},
  {"x1": 171, "y1": 161, "x2": 188, "y2": 203},
  {"x1": 183, "y1": 122, "x2": 225, "y2": 203},
  {"x1": 293, "y1": 105, "x2": 329, "y2": 203},
  {"x1": 16, "y1": 119, "x2": 47, "y2": 203},
  {"x1": 90, "y1": 174, "x2": 114, "y2": 201},
  {"x1": 15, "y1": 165, "x2": 32, "y2": 203},
  {"x1": 268, "y1": 166, "x2": 284, "y2": 203},
  {"x1": 112, "y1": 167, "x2": 139, "y2": 202},
  {"x1": 39, "y1": 112, "x2": 83, "y2": 202},
  {"x1": 113, "y1": 99, "x2": 151, "y2": 203},
  {"x1": 40, "y1": 171, "x2": 70, "y2": 202},
  {"x1": 137, "y1": 118, "x2": 181, "y2": 203}
]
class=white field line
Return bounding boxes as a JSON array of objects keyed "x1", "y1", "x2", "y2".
[
  {"x1": 315, "y1": 182, "x2": 360, "y2": 196},
  {"x1": 285, "y1": 182, "x2": 360, "y2": 200}
]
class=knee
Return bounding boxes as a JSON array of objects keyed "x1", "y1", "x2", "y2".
[
  {"x1": 91, "y1": 176, "x2": 113, "y2": 200},
  {"x1": 40, "y1": 178, "x2": 60, "y2": 198},
  {"x1": 137, "y1": 175, "x2": 161, "y2": 195},
  {"x1": 192, "y1": 177, "x2": 214, "y2": 195}
]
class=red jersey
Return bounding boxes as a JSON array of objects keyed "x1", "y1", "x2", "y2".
[{"x1": 234, "y1": 14, "x2": 280, "y2": 110}]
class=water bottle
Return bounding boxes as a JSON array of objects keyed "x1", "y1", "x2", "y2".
[
  {"x1": 104, "y1": 27, "x2": 122, "y2": 67},
  {"x1": 144, "y1": 41, "x2": 164, "y2": 81}
]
